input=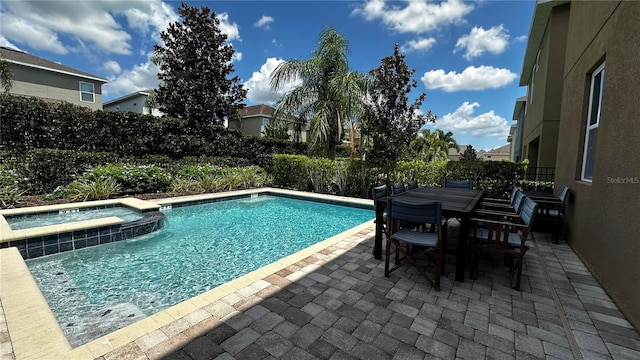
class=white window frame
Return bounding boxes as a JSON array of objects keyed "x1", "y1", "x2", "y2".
[
  {"x1": 581, "y1": 62, "x2": 605, "y2": 182},
  {"x1": 79, "y1": 81, "x2": 95, "y2": 103}
]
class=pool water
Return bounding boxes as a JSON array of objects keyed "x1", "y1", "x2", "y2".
[
  {"x1": 26, "y1": 195, "x2": 373, "y2": 347},
  {"x1": 7, "y1": 206, "x2": 144, "y2": 230}
]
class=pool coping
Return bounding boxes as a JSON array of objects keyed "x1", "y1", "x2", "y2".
[
  {"x1": 0, "y1": 198, "x2": 160, "y2": 243},
  {"x1": 0, "y1": 188, "x2": 375, "y2": 359}
]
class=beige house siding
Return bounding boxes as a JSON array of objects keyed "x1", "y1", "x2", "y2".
[
  {"x1": 103, "y1": 92, "x2": 162, "y2": 116},
  {"x1": 229, "y1": 104, "x2": 308, "y2": 142},
  {"x1": 228, "y1": 116, "x2": 267, "y2": 137},
  {"x1": 553, "y1": 0, "x2": 640, "y2": 329},
  {"x1": 519, "y1": 3, "x2": 569, "y2": 172},
  {"x1": 9, "y1": 64, "x2": 104, "y2": 110}
]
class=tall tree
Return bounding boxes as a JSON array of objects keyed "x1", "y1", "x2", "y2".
[
  {"x1": 460, "y1": 145, "x2": 478, "y2": 161},
  {"x1": 153, "y1": 2, "x2": 246, "y2": 126},
  {"x1": 270, "y1": 27, "x2": 367, "y2": 159},
  {"x1": 360, "y1": 44, "x2": 436, "y2": 167},
  {"x1": 0, "y1": 58, "x2": 13, "y2": 93}
]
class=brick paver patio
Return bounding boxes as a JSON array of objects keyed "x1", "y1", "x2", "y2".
[{"x1": 2, "y1": 224, "x2": 639, "y2": 359}]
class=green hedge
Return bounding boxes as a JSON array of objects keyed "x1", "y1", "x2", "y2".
[
  {"x1": 271, "y1": 155, "x2": 528, "y2": 198},
  {"x1": 0, "y1": 94, "x2": 306, "y2": 161},
  {"x1": 2, "y1": 149, "x2": 273, "y2": 196},
  {"x1": 17, "y1": 149, "x2": 121, "y2": 194}
]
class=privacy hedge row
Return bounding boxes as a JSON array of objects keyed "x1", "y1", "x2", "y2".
[
  {"x1": 1, "y1": 149, "x2": 266, "y2": 195},
  {"x1": 272, "y1": 155, "x2": 528, "y2": 198},
  {"x1": 0, "y1": 94, "x2": 306, "y2": 162}
]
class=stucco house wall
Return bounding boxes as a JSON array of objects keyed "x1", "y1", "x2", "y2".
[{"x1": 554, "y1": 0, "x2": 640, "y2": 329}]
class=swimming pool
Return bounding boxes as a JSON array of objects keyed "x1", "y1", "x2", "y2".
[
  {"x1": 6, "y1": 206, "x2": 144, "y2": 230},
  {"x1": 25, "y1": 194, "x2": 373, "y2": 347}
]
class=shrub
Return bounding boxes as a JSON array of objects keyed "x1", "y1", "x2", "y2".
[
  {"x1": 272, "y1": 154, "x2": 312, "y2": 190},
  {"x1": 15, "y1": 149, "x2": 120, "y2": 194},
  {"x1": 196, "y1": 175, "x2": 223, "y2": 192},
  {"x1": 0, "y1": 165, "x2": 21, "y2": 188},
  {"x1": 518, "y1": 179, "x2": 555, "y2": 193},
  {"x1": 79, "y1": 164, "x2": 171, "y2": 193},
  {"x1": 66, "y1": 177, "x2": 122, "y2": 201},
  {"x1": 176, "y1": 164, "x2": 224, "y2": 180},
  {"x1": 0, "y1": 186, "x2": 26, "y2": 209},
  {"x1": 170, "y1": 178, "x2": 199, "y2": 192}
]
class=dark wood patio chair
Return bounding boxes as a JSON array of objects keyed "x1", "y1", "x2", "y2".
[
  {"x1": 534, "y1": 186, "x2": 570, "y2": 243},
  {"x1": 385, "y1": 198, "x2": 444, "y2": 290},
  {"x1": 391, "y1": 183, "x2": 406, "y2": 194},
  {"x1": 469, "y1": 197, "x2": 538, "y2": 290},
  {"x1": 407, "y1": 180, "x2": 419, "y2": 190},
  {"x1": 475, "y1": 189, "x2": 526, "y2": 217},
  {"x1": 444, "y1": 179, "x2": 473, "y2": 189}
]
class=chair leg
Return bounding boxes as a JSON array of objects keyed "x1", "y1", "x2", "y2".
[
  {"x1": 434, "y1": 249, "x2": 442, "y2": 289},
  {"x1": 384, "y1": 238, "x2": 392, "y2": 277},
  {"x1": 513, "y1": 253, "x2": 525, "y2": 291}
]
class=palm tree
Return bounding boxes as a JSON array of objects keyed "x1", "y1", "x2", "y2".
[
  {"x1": 437, "y1": 129, "x2": 460, "y2": 153},
  {"x1": 270, "y1": 27, "x2": 367, "y2": 159},
  {"x1": 411, "y1": 128, "x2": 459, "y2": 162}
]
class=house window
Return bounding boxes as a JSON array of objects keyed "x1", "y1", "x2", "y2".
[
  {"x1": 79, "y1": 82, "x2": 95, "y2": 103},
  {"x1": 581, "y1": 62, "x2": 605, "y2": 182}
]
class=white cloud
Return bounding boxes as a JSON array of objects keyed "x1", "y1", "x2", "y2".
[
  {"x1": 515, "y1": 35, "x2": 528, "y2": 43},
  {"x1": 438, "y1": 102, "x2": 510, "y2": 137},
  {"x1": 0, "y1": 1, "x2": 179, "y2": 55},
  {"x1": 0, "y1": 35, "x2": 20, "y2": 51},
  {"x1": 0, "y1": 13, "x2": 68, "y2": 54},
  {"x1": 102, "y1": 60, "x2": 160, "y2": 99},
  {"x1": 455, "y1": 25, "x2": 509, "y2": 60},
  {"x1": 217, "y1": 13, "x2": 240, "y2": 41},
  {"x1": 243, "y1": 57, "x2": 302, "y2": 104},
  {"x1": 400, "y1": 37, "x2": 436, "y2": 53},
  {"x1": 254, "y1": 15, "x2": 274, "y2": 30},
  {"x1": 232, "y1": 52, "x2": 243, "y2": 62},
  {"x1": 353, "y1": 0, "x2": 474, "y2": 33},
  {"x1": 102, "y1": 60, "x2": 122, "y2": 76},
  {"x1": 421, "y1": 65, "x2": 516, "y2": 92}
]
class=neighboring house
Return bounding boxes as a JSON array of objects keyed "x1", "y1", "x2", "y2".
[
  {"x1": 517, "y1": 0, "x2": 640, "y2": 330},
  {"x1": 447, "y1": 145, "x2": 472, "y2": 161},
  {"x1": 228, "y1": 104, "x2": 307, "y2": 142},
  {"x1": 509, "y1": 96, "x2": 526, "y2": 162},
  {"x1": 103, "y1": 90, "x2": 162, "y2": 116},
  {"x1": 0, "y1": 46, "x2": 107, "y2": 110},
  {"x1": 516, "y1": 0, "x2": 570, "y2": 181},
  {"x1": 478, "y1": 144, "x2": 511, "y2": 161}
]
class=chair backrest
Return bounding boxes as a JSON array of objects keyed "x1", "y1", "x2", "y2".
[
  {"x1": 371, "y1": 185, "x2": 387, "y2": 201},
  {"x1": 407, "y1": 180, "x2": 419, "y2": 190},
  {"x1": 391, "y1": 183, "x2": 406, "y2": 195},
  {"x1": 558, "y1": 186, "x2": 570, "y2": 203},
  {"x1": 508, "y1": 186, "x2": 520, "y2": 203},
  {"x1": 444, "y1": 179, "x2": 473, "y2": 189},
  {"x1": 388, "y1": 198, "x2": 442, "y2": 226},
  {"x1": 520, "y1": 197, "x2": 539, "y2": 229},
  {"x1": 512, "y1": 191, "x2": 526, "y2": 213}
]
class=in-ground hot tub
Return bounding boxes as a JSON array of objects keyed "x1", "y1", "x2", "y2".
[{"x1": 0, "y1": 198, "x2": 164, "y2": 259}]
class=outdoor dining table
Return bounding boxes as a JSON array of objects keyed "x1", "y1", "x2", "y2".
[{"x1": 374, "y1": 186, "x2": 484, "y2": 282}]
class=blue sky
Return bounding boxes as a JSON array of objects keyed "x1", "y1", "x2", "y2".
[{"x1": 0, "y1": 0, "x2": 535, "y2": 151}]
